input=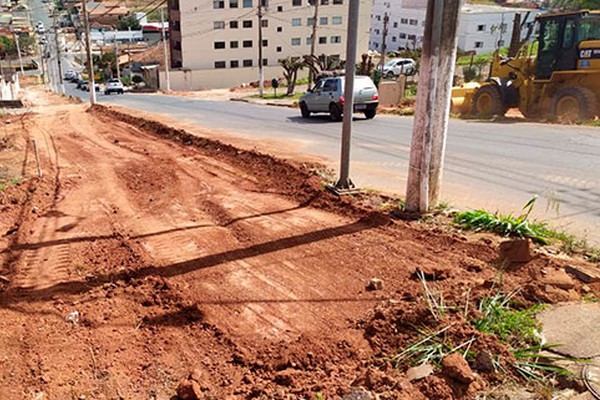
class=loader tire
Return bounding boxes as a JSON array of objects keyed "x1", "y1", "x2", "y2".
[
  {"x1": 552, "y1": 86, "x2": 598, "y2": 123},
  {"x1": 471, "y1": 85, "x2": 506, "y2": 118}
]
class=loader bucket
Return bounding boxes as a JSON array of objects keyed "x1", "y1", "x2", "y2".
[{"x1": 451, "y1": 82, "x2": 480, "y2": 116}]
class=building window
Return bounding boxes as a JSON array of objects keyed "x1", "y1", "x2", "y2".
[
  {"x1": 291, "y1": 18, "x2": 301, "y2": 26},
  {"x1": 230, "y1": 20, "x2": 238, "y2": 28},
  {"x1": 243, "y1": 20, "x2": 253, "y2": 28},
  {"x1": 260, "y1": 0, "x2": 268, "y2": 6},
  {"x1": 399, "y1": 33, "x2": 406, "y2": 39},
  {"x1": 230, "y1": 40, "x2": 239, "y2": 48},
  {"x1": 277, "y1": 5, "x2": 283, "y2": 11},
  {"x1": 307, "y1": 17, "x2": 315, "y2": 26},
  {"x1": 408, "y1": 34, "x2": 416, "y2": 40},
  {"x1": 262, "y1": 39, "x2": 268, "y2": 46},
  {"x1": 230, "y1": 0, "x2": 238, "y2": 7},
  {"x1": 243, "y1": 59, "x2": 253, "y2": 67},
  {"x1": 321, "y1": 0, "x2": 329, "y2": 4},
  {"x1": 477, "y1": 24, "x2": 486, "y2": 31},
  {"x1": 330, "y1": 35, "x2": 341, "y2": 43},
  {"x1": 214, "y1": 41, "x2": 225, "y2": 49},
  {"x1": 243, "y1": 40, "x2": 253, "y2": 47},
  {"x1": 332, "y1": 16, "x2": 342, "y2": 25},
  {"x1": 401, "y1": 18, "x2": 408, "y2": 24},
  {"x1": 214, "y1": 21, "x2": 225, "y2": 29},
  {"x1": 306, "y1": 37, "x2": 312, "y2": 45},
  {"x1": 292, "y1": 0, "x2": 301, "y2": 5},
  {"x1": 215, "y1": 61, "x2": 226, "y2": 68},
  {"x1": 392, "y1": 36, "x2": 396, "y2": 42},
  {"x1": 276, "y1": 46, "x2": 282, "y2": 52},
  {"x1": 393, "y1": 21, "x2": 398, "y2": 28},
  {"x1": 261, "y1": 19, "x2": 268, "y2": 27},
  {"x1": 409, "y1": 19, "x2": 418, "y2": 26},
  {"x1": 291, "y1": 37, "x2": 300, "y2": 46},
  {"x1": 213, "y1": 0, "x2": 224, "y2": 8},
  {"x1": 320, "y1": 16, "x2": 328, "y2": 25},
  {"x1": 262, "y1": 58, "x2": 268, "y2": 66},
  {"x1": 333, "y1": 0, "x2": 342, "y2": 4},
  {"x1": 318, "y1": 36, "x2": 327, "y2": 44},
  {"x1": 243, "y1": 0, "x2": 252, "y2": 7},
  {"x1": 230, "y1": 60, "x2": 239, "y2": 68},
  {"x1": 475, "y1": 41, "x2": 484, "y2": 48},
  {"x1": 277, "y1": 26, "x2": 282, "y2": 32}
]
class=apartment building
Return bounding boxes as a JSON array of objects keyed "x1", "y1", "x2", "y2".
[
  {"x1": 370, "y1": 1, "x2": 543, "y2": 54},
  {"x1": 165, "y1": 0, "x2": 372, "y2": 90}
]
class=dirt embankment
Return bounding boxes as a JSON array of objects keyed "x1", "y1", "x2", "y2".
[{"x1": 0, "y1": 90, "x2": 598, "y2": 400}]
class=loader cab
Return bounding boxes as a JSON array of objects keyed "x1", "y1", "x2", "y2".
[{"x1": 536, "y1": 11, "x2": 600, "y2": 79}]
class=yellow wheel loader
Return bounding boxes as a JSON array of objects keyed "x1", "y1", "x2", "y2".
[{"x1": 452, "y1": 10, "x2": 600, "y2": 123}]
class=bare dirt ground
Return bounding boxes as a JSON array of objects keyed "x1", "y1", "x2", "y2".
[{"x1": 1, "y1": 88, "x2": 598, "y2": 400}]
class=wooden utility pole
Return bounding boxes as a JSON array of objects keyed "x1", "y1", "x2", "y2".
[
  {"x1": 160, "y1": 7, "x2": 170, "y2": 91},
  {"x1": 82, "y1": 0, "x2": 96, "y2": 104},
  {"x1": 11, "y1": 24, "x2": 24, "y2": 75},
  {"x1": 405, "y1": 0, "x2": 462, "y2": 212},
  {"x1": 309, "y1": 0, "x2": 319, "y2": 85},
  {"x1": 113, "y1": 28, "x2": 120, "y2": 80},
  {"x1": 380, "y1": 12, "x2": 389, "y2": 76},
  {"x1": 333, "y1": 0, "x2": 360, "y2": 191},
  {"x1": 257, "y1": 1, "x2": 264, "y2": 97},
  {"x1": 53, "y1": 12, "x2": 65, "y2": 93}
]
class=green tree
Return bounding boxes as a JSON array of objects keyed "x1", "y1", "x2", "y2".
[
  {"x1": 278, "y1": 57, "x2": 303, "y2": 95},
  {"x1": 549, "y1": 0, "x2": 600, "y2": 9},
  {"x1": 118, "y1": 15, "x2": 141, "y2": 30}
]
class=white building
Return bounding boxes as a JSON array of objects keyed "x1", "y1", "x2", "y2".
[
  {"x1": 165, "y1": 0, "x2": 372, "y2": 90},
  {"x1": 369, "y1": 1, "x2": 543, "y2": 54}
]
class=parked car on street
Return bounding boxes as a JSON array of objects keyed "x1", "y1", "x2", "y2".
[
  {"x1": 382, "y1": 58, "x2": 416, "y2": 78},
  {"x1": 80, "y1": 81, "x2": 100, "y2": 92},
  {"x1": 299, "y1": 76, "x2": 379, "y2": 121},
  {"x1": 63, "y1": 70, "x2": 75, "y2": 80},
  {"x1": 104, "y1": 78, "x2": 124, "y2": 95},
  {"x1": 76, "y1": 78, "x2": 85, "y2": 89}
]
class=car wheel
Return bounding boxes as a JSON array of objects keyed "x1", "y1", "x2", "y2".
[
  {"x1": 329, "y1": 103, "x2": 342, "y2": 122},
  {"x1": 300, "y1": 102, "x2": 311, "y2": 118},
  {"x1": 386, "y1": 71, "x2": 395, "y2": 78},
  {"x1": 104, "y1": 91, "x2": 109, "y2": 95},
  {"x1": 364, "y1": 109, "x2": 376, "y2": 119}
]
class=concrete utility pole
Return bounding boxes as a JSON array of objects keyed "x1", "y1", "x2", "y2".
[
  {"x1": 257, "y1": 1, "x2": 264, "y2": 97},
  {"x1": 160, "y1": 7, "x2": 170, "y2": 91},
  {"x1": 333, "y1": 0, "x2": 360, "y2": 191},
  {"x1": 309, "y1": 0, "x2": 319, "y2": 85},
  {"x1": 11, "y1": 25, "x2": 24, "y2": 75},
  {"x1": 114, "y1": 29, "x2": 120, "y2": 80},
  {"x1": 405, "y1": 0, "x2": 462, "y2": 212},
  {"x1": 380, "y1": 12, "x2": 389, "y2": 77},
  {"x1": 82, "y1": 0, "x2": 96, "y2": 104},
  {"x1": 53, "y1": 13, "x2": 65, "y2": 93}
]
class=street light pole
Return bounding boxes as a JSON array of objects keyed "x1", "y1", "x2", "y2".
[
  {"x1": 82, "y1": 0, "x2": 96, "y2": 104},
  {"x1": 257, "y1": 1, "x2": 264, "y2": 97},
  {"x1": 333, "y1": 0, "x2": 359, "y2": 191},
  {"x1": 160, "y1": 7, "x2": 170, "y2": 91}
]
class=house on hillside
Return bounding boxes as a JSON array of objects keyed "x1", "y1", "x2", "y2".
[
  {"x1": 73, "y1": 1, "x2": 131, "y2": 29},
  {"x1": 370, "y1": 0, "x2": 543, "y2": 54}
]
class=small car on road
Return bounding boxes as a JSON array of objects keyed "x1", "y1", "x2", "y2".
[
  {"x1": 382, "y1": 58, "x2": 416, "y2": 78},
  {"x1": 104, "y1": 78, "x2": 124, "y2": 95},
  {"x1": 299, "y1": 76, "x2": 379, "y2": 121}
]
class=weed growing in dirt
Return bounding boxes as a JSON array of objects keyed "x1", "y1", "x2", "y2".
[
  {"x1": 0, "y1": 177, "x2": 22, "y2": 192},
  {"x1": 454, "y1": 196, "x2": 550, "y2": 244},
  {"x1": 473, "y1": 290, "x2": 543, "y2": 347}
]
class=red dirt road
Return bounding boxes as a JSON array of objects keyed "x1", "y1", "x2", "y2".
[{"x1": 0, "y1": 89, "x2": 597, "y2": 399}]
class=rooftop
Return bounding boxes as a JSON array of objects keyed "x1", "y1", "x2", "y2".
[{"x1": 461, "y1": 3, "x2": 539, "y2": 14}]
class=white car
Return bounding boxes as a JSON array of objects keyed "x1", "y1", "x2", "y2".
[
  {"x1": 383, "y1": 58, "x2": 416, "y2": 78},
  {"x1": 104, "y1": 78, "x2": 124, "y2": 95}
]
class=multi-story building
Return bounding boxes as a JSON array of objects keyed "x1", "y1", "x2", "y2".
[
  {"x1": 370, "y1": 1, "x2": 543, "y2": 55},
  {"x1": 165, "y1": 0, "x2": 371, "y2": 90}
]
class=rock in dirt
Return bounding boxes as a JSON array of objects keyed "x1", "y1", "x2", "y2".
[
  {"x1": 565, "y1": 264, "x2": 600, "y2": 284},
  {"x1": 342, "y1": 387, "x2": 373, "y2": 400},
  {"x1": 176, "y1": 379, "x2": 203, "y2": 400},
  {"x1": 406, "y1": 363, "x2": 434, "y2": 382},
  {"x1": 499, "y1": 238, "x2": 531, "y2": 263},
  {"x1": 473, "y1": 351, "x2": 495, "y2": 372},
  {"x1": 367, "y1": 278, "x2": 384, "y2": 291},
  {"x1": 541, "y1": 269, "x2": 575, "y2": 290},
  {"x1": 274, "y1": 369, "x2": 301, "y2": 387},
  {"x1": 442, "y1": 353, "x2": 474, "y2": 384}
]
